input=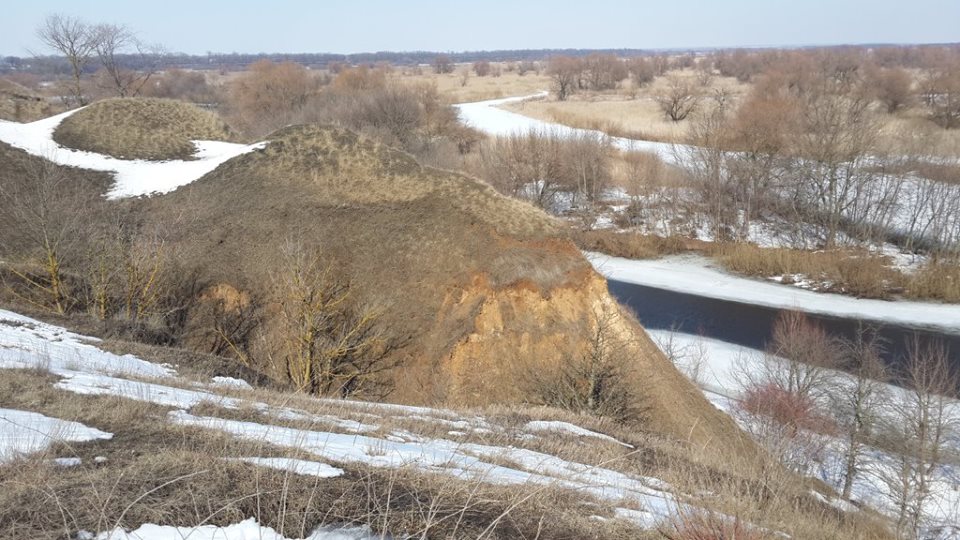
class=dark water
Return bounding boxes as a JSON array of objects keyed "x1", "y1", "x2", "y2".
[{"x1": 607, "y1": 279, "x2": 960, "y2": 367}]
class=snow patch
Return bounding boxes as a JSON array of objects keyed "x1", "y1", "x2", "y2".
[
  {"x1": 0, "y1": 408, "x2": 112, "y2": 462},
  {"x1": 93, "y1": 517, "x2": 379, "y2": 540},
  {"x1": 232, "y1": 457, "x2": 344, "y2": 478},
  {"x1": 0, "y1": 309, "x2": 175, "y2": 379},
  {"x1": 524, "y1": 420, "x2": 632, "y2": 448}
]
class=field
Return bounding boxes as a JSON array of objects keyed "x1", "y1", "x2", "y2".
[{"x1": 394, "y1": 68, "x2": 552, "y2": 103}]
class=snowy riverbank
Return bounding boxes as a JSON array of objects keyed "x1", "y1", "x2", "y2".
[
  {"x1": 588, "y1": 252, "x2": 960, "y2": 335},
  {"x1": 454, "y1": 92, "x2": 685, "y2": 163}
]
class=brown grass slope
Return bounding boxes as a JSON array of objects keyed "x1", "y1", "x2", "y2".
[
  {"x1": 142, "y1": 124, "x2": 753, "y2": 457},
  {"x1": 52, "y1": 97, "x2": 233, "y2": 161},
  {"x1": 0, "y1": 78, "x2": 51, "y2": 122}
]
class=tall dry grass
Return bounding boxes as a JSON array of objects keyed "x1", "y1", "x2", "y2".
[{"x1": 710, "y1": 244, "x2": 906, "y2": 299}]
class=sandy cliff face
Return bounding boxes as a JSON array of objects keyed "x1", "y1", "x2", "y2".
[{"x1": 435, "y1": 264, "x2": 749, "y2": 451}]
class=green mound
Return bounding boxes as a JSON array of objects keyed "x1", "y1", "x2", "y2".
[{"x1": 53, "y1": 97, "x2": 233, "y2": 161}]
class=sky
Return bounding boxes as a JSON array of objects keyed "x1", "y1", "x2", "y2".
[{"x1": 2, "y1": 0, "x2": 958, "y2": 57}]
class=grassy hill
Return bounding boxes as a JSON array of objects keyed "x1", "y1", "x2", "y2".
[
  {"x1": 53, "y1": 97, "x2": 233, "y2": 161},
  {"x1": 137, "y1": 124, "x2": 751, "y2": 453}
]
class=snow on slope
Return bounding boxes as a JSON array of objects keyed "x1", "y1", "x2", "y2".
[
  {"x1": 524, "y1": 420, "x2": 633, "y2": 447},
  {"x1": 170, "y1": 410, "x2": 681, "y2": 524},
  {"x1": 0, "y1": 109, "x2": 266, "y2": 199},
  {"x1": 454, "y1": 93, "x2": 685, "y2": 163},
  {"x1": 588, "y1": 252, "x2": 960, "y2": 334},
  {"x1": 232, "y1": 457, "x2": 345, "y2": 478},
  {"x1": 0, "y1": 309, "x2": 175, "y2": 378},
  {"x1": 0, "y1": 408, "x2": 112, "y2": 462},
  {"x1": 0, "y1": 307, "x2": 688, "y2": 530},
  {"x1": 93, "y1": 517, "x2": 379, "y2": 540}
]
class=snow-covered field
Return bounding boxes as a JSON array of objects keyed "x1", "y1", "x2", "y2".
[
  {"x1": 0, "y1": 108, "x2": 266, "y2": 198},
  {"x1": 588, "y1": 252, "x2": 960, "y2": 335}
]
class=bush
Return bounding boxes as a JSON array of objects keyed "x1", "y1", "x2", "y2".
[{"x1": 739, "y1": 383, "x2": 835, "y2": 436}]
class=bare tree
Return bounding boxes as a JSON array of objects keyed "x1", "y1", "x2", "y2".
[
  {"x1": 432, "y1": 54, "x2": 454, "y2": 74},
  {"x1": 547, "y1": 56, "x2": 581, "y2": 101},
  {"x1": 626, "y1": 57, "x2": 656, "y2": 88},
  {"x1": 92, "y1": 23, "x2": 164, "y2": 97},
  {"x1": 0, "y1": 156, "x2": 96, "y2": 314},
  {"x1": 581, "y1": 54, "x2": 627, "y2": 90},
  {"x1": 732, "y1": 311, "x2": 842, "y2": 473},
  {"x1": 526, "y1": 308, "x2": 645, "y2": 423},
  {"x1": 764, "y1": 311, "x2": 842, "y2": 401},
  {"x1": 921, "y1": 58, "x2": 960, "y2": 129},
  {"x1": 790, "y1": 67, "x2": 879, "y2": 249},
  {"x1": 478, "y1": 129, "x2": 565, "y2": 209},
  {"x1": 36, "y1": 14, "x2": 96, "y2": 106},
  {"x1": 656, "y1": 75, "x2": 701, "y2": 122},
  {"x1": 472, "y1": 60, "x2": 491, "y2": 77},
  {"x1": 866, "y1": 65, "x2": 914, "y2": 114},
  {"x1": 880, "y1": 338, "x2": 959, "y2": 538},
  {"x1": 272, "y1": 242, "x2": 399, "y2": 398},
  {"x1": 562, "y1": 132, "x2": 612, "y2": 205},
  {"x1": 830, "y1": 327, "x2": 889, "y2": 500}
]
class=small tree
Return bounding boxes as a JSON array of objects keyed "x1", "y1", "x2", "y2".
[
  {"x1": 36, "y1": 14, "x2": 96, "y2": 106},
  {"x1": 432, "y1": 54, "x2": 454, "y2": 74},
  {"x1": 92, "y1": 23, "x2": 164, "y2": 98},
  {"x1": 526, "y1": 308, "x2": 645, "y2": 423},
  {"x1": 733, "y1": 311, "x2": 842, "y2": 472},
  {"x1": 272, "y1": 242, "x2": 399, "y2": 398},
  {"x1": 656, "y1": 75, "x2": 701, "y2": 122},
  {"x1": 880, "y1": 338, "x2": 959, "y2": 538},
  {"x1": 472, "y1": 60, "x2": 491, "y2": 77},
  {"x1": 547, "y1": 56, "x2": 581, "y2": 101},
  {"x1": 921, "y1": 62, "x2": 960, "y2": 129},
  {"x1": 867, "y1": 65, "x2": 913, "y2": 114},
  {"x1": 0, "y1": 156, "x2": 95, "y2": 314},
  {"x1": 830, "y1": 326, "x2": 889, "y2": 500}
]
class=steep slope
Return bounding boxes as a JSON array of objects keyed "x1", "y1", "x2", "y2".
[{"x1": 142, "y1": 124, "x2": 752, "y2": 453}]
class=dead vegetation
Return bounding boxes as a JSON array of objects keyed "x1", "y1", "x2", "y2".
[
  {"x1": 0, "y1": 359, "x2": 890, "y2": 539},
  {"x1": 52, "y1": 97, "x2": 234, "y2": 160}
]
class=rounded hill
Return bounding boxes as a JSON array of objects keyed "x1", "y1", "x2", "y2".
[{"x1": 53, "y1": 97, "x2": 233, "y2": 161}]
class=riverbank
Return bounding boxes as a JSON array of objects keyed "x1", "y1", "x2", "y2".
[{"x1": 589, "y1": 252, "x2": 960, "y2": 335}]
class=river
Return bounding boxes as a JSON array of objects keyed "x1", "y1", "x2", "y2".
[{"x1": 608, "y1": 278, "x2": 960, "y2": 368}]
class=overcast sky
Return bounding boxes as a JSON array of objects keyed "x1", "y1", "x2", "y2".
[{"x1": 3, "y1": 0, "x2": 958, "y2": 57}]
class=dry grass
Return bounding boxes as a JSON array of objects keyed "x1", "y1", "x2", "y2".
[
  {"x1": 393, "y1": 69, "x2": 552, "y2": 103},
  {"x1": 710, "y1": 243, "x2": 906, "y2": 300},
  {"x1": 53, "y1": 97, "x2": 234, "y2": 161},
  {"x1": 504, "y1": 98, "x2": 690, "y2": 144},
  {"x1": 0, "y1": 369, "x2": 643, "y2": 539},
  {"x1": 573, "y1": 230, "x2": 693, "y2": 260},
  {"x1": 499, "y1": 69, "x2": 749, "y2": 144},
  {"x1": 905, "y1": 260, "x2": 960, "y2": 302},
  {"x1": 0, "y1": 364, "x2": 886, "y2": 539}
]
